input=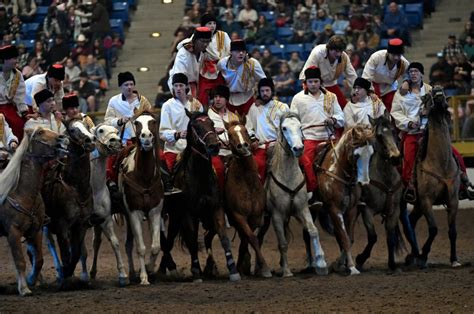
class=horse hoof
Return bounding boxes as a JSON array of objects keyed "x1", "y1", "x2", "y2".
[
  {"x1": 80, "y1": 273, "x2": 89, "y2": 282},
  {"x1": 19, "y1": 287, "x2": 33, "y2": 297},
  {"x1": 168, "y1": 269, "x2": 179, "y2": 277},
  {"x1": 283, "y1": 270, "x2": 294, "y2": 278},
  {"x1": 118, "y1": 277, "x2": 130, "y2": 287},
  {"x1": 349, "y1": 266, "x2": 360, "y2": 276},
  {"x1": 26, "y1": 275, "x2": 36, "y2": 287},
  {"x1": 452, "y1": 261, "x2": 462, "y2": 268},
  {"x1": 193, "y1": 278, "x2": 203, "y2": 283},
  {"x1": 316, "y1": 266, "x2": 329, "y2": 276},
  {"x1": 89, "y1": 271, "x2": 97, "y2": 280},
  {"x1": 260, "y1": 269, "x2": 272, "y2": 278},
  {"x1": 229, "y1": 273, "x2": 241, "y2": 282},
  {"x1": 140, "y1": 279, "x2": 150, "y2": 286}
]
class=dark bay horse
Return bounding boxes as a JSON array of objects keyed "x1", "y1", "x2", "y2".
[
  {"x1": 41, "y1": 117, "x2": 97, "y2": 283},
  {"x1": 313, "y1": 125, "x2": 374, "y2": 275},
  {"x1": 119, "y1": 111, "x2": 164, "y2": 285},
  {"x1": 0, "y1": 128, "x2": 68, "y2": 296},
  {"x1": 222, "y1": 117, "x2": 271, "y2": 278},
  {"x1": 160, "y1": 110, "x2": 240, "y2": 282},
  {"x1": 407, "y1": 86, "x2": 461, "y2": 268}
]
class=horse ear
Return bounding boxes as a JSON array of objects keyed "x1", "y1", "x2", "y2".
[
  {"x1": 240, "y1": 113, "x2": 247, "y2": 125},
  {"x1": 383, "y1": 109, "x2": 391, "y2": 121}
]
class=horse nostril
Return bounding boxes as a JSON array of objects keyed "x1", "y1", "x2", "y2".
[
  {"x1": 243, "y1": 142, "x2": 249, "y2": 148},
  {"x1": 85, "y1": 137, "x2": 92, "y2": 143},
  {"x1": 237, "y1": 144, "x2": 243, "y2": 149}
]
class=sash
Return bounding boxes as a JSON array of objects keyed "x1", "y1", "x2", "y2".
[
  {"x1": 8, "y1": 69, "x2": 21, "y2": 102},
  {"x1": 333, "y1": 53, "x2": 348, "y2": 81},
  {"x1": 241, "y1": 59, "x2": 255, "y2": 91},
  {"x1": 323, "y1": 91, "x2": 336, "y2": 114}
]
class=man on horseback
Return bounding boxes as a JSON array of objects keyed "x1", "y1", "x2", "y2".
[
  {"x1": 299, "y1": 35, "x2": 358, "y2": 109},
  {"x1": 208, "y1": 84, "x2": 239, "y2": 190},
  {"x1": 290, "y1": 66, "x2": 344, "y2": 205},
  {"x1": 62, "y1": 93, "x2": 95, "y2": 129},
  {"x1": 391, "y1": 62, "x2": 474, "y2": 200},
  {"x1": 0, "y1": 113, "x2": 18, "y2": 168},
  {"x1": 0, "y1": 45, "x2": 29, "y2": 141},
  {"x1": 362, "y1": 38, "x2": 410, "y2": 112},
  {"x1": 245, "y1": 77, "x2": 289, "y2": 182},
  {"x1": 25, "y1": 64, "x2": 65, "y2": 113},
  {"x1": 24, "y1": 89, "x2": 66, "y2": 134},
  {"x1": 217, "y1": 39, "x2": 266, "y2": 115}
]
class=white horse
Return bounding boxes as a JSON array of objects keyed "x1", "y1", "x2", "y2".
[{"x1": 265, "y1": 112, "x2": 328, "y2": 277}]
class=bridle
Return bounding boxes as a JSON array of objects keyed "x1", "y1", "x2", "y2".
[
  {"x1": 26, "y1": 134, "x2": 66, "y2": 162},
  {"x1": 190, "y1": 115, "x2": 217, "y2": 161}
]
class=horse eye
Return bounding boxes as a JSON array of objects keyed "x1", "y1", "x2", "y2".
[
  {"x1": 99, "y1": 129, "x2": 104, "y2": 133},
  {"x1": 282, "y1": 126, "x2": 287, "y2": 131},
  {"x1": 134, "y1": 121, "x2": 139, "y2": 126}
]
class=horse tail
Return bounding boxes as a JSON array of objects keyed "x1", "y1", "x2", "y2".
[
  {"x1": 393, "y1": 224, "x2": 407, "y2": 257},
  {"x1": 317, "y1": 208, "x2": 335, "y2": 236}
]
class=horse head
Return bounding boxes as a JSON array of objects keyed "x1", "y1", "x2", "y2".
[
  {"x1": 224, "y1": 115, "x2": 252, "y2": 157},
  {"x1": 368, "y1": 110, "x2": 400, "y2": 164},
  {"x1": 279, "y1": 111, "x2": 304, "y2": 157},
  {"x1": 25, "y1": 127, "x2": 70, "y2": 161},
  {"x1": 65, "y1": 117, "x2": 96, "y2": 153},
  {"x1": 132, "y1": 111, "x2": 159, "y2": 152},
  {"x1": 345, "y1": 125, "x2": 374, "y2": 185},
  {"x1": 186, "y1": 109, "x2": 220, "y2": 157},
  {"x1": 421, "y1": 85, "x2": 450, "y2": 122},
  {"x1": 92, "y1": 123, "x2": 122, "y2": 156}
]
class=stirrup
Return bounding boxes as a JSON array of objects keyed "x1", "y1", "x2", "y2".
[
  {"x1": 308, "y1": 192, "x2": 323, "y2": 207},
  {"x1": 164, "y1": 187, "x2": 182, "y2": 196},
  {"x1": 404, "y1": 187, "x2": 416, "y2": 203}
]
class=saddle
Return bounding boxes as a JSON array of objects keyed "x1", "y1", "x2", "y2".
[
  {"x1": 314, "y1": 141, "x2": 332, "y2": 170},
  {"x1": 114, "y1": 143, "x2": 136, "y2": 173}
]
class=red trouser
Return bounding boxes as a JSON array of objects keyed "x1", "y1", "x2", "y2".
[
  {"x1": 163, "y1": 152, "x2": 178, "y2": 173},
  {"x1": 372, "y1": 82, "x2": 395, "y2": 112},
  {"x1": 0, "y1": 103, "x2": 26, "y2": 141},
  {"x1": 299, "y1": 139, "x2": 325, "y2": 192},
  {"x1": 211, "y1": 155, "x2": 226, "y2": 190},
  {"x1": 325, "y1": 84, "x2": 348, "y2": 109},
  {"x1": 198, "y1": 74, "x2": 225, "y2": 108},
  {"x1": 227, "y1": 96, "x2": 254, "y2": 116},
  {"x1": 253, "y1": 148, "x2": 267, "y2": 184}
]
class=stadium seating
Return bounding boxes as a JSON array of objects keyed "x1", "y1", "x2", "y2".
[
  {"x1": 268, "y1": 44, "x2": 285, "y2": 59},
  {"x1": 110, "y1": 19, "x2": 125, "y2": 40},
  {"x1": 33, "y1": 6, "x2": 49, "y2": 24},
  {"x1": 284, "y1": 43, "x2": 305, "y2": 60},
  {"x1": 111, "y1": 2, "x2": 130, "y2": 25},
  {"x1": 21, "y1": 23, "x2": 40, "y2": 40},
  {"x1": 276, "y1": 27, "x2": 293, "y2": 44}
]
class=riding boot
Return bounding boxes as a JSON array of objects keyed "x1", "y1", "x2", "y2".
[
  {"x1": 160, "y1": 165, "x2": 181, "y2": 195},
  {"x1": 459, "y1": 173, "x2": 474, "y2": 200},
  {"x1": 308, "y1": 191, "x2": 323, "y2": 208},
  {"x1": 107, "y1": 180, "x2": 126, "y2": 214}
]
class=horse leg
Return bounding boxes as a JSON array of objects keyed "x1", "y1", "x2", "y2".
[
  {"x1": 89, "y1": 225, "x2": 102, "y2": 280},
  {"x1": 7, "y1": 226, "x2": 32, "y2": 296},
  {"x1": 446, "y1": 200, "x2": 460, "y2": 267},
  {"x1": 203, "y1": 229, "x2": 218, "y2": 278},
  {"x1": 385, "y1": 213, "x2": 400, "y2": 271},
  {"x1": 418, "y1": 203, "x2": 437, "y2": 268},
  {"x1": 272, "y1": 213, "x2": 292, "y2": 277},
  {"x1": 26, "y1": 230, "x2": 44, "y2": 287},
  {"x1": 146, "y1": 201, "x2": 163, "y2": 275},
  {"x1": 400, "y1": 200, "x2": 420, "y2": 265},
  {"x1": 243, "y1": 214, "x2": 272, "y2": 278},
  {"x1": 44, "y1": 226, "x2": 65, "y2": 283},
  {"x1": 214, "y1": 206, "x2": 240, "y2": 282},
  {"x1": 355, "y1": 207, "x2": 377, "y2": 270},
  {"x1": 100, "y1": 217, "x2": 129, "y2": 286},
  {"x1": 236, "y1": 233, "x2": 251, "y2": 276},
  {"x1": 158, "y1": 214, "x2": 178, "y2": 276},
  {"x1": 125, "y1": 216, "x2": 136, "y2": 281},
  {"x1": 79, "y1": 237, "x2": 89, "y2": 282},
  {"x1": 329, "y1": 208, "x2": 359, "y2": 275},
  {"x1": 408, "y1": 206, "x2": 424, "y2": 266},
  {"x1": 296, "y1": 206, "x2": 327, "y2": 276},
  {"x1": 63, "y1": 225, "x2": 87, "y2": 280},
  {"x1": 257, "y1": 210, "x2": 271, "y2": 249},
  {"x1": 129, "y1": 210, "x2": 149, "y2": 285}
]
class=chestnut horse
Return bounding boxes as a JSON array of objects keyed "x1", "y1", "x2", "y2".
[
  {"x1": 119, "y1": 111, "x2": 164, "y2": 285},
  {"x1": 407, "y1": 86, "x2": 461, "y2": 268},
  {"x1": 0, "y1": 128, "x2": 68, "y2": 296},
  {"x1": 160, "y1": 110, "x2": 240, "y2": 282},
  {"x1": 313, "y1": 125, "x2": 374, "y2": 275},
  {"x1": 222, "y1": 117, "x2": 271, "y2": 277}
]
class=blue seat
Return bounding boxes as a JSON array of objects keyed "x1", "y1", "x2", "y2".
[
  {"x1": 21, "y1": 23, "x2": 39, "y2": 40},
  {"x1": 268, "y1": 44, "x2": 285, "y2": 59},
  {"x1": 260, "y1": 11, "x2": 275, "y2": 23},
  {"x1": 110, "y1": 2, "x2": 130, "y2": 24},
  {"x1": 379, "y1": 38, "x2": 389, "y2": 49},
  {"x1": 33, "y1": 6, "x2": 49, "y2": 24},
  {"x1": 384, "y1": 4, "x2": 404, "y2": 15},
  {"x1": 284, "y1": 43, "x2": 304, "y2": 60},
  {"x1": 110, "y1": 19, "x2": 125, "y2": 40},
  {"x1": 276, "y1": 27, "x2": 293, "y2": 44},
  {"x1": 303, "y1": 43, "x2": 313, "y2": 59},
  {"x1": 404, "y1": 3, "x2": 423, "y2": 28}
]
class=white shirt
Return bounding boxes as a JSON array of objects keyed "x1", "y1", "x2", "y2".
[
  {"x1": 0, "y1": 114, "x2": 18, "y2": 149},
  {"x1": 104, "y1": 93, "x2": 141, "y2": 143},
  {"x1": 168, "y1": 42, "x2": 202, "y2": 91},
  {"x1": 391, "y1": 83, "x2": 431, "y2": 133},
  {"x1": 344, "y1": 97, "x2": 386, "y2": 128},
  {"x1": 201, "y1": 30, "x2": 231, "y2": 80},
  {"x1": 362, "y1": 50, "x2": 410, "y2": 96},
  {"x1": 246, "y1": 99, "x2": 289, "y2": 148},
  {"x1": 159, "y1": 97, "x2": 203, "y2": 154},
  {"x1": 290, "y1": 90, "x2": 344, "y2": 140},
  {"x1": 25, "y1": 73, "x2": 64, "y2": 110},
  {"x1": 24, "y1": 113, "x2": 66, "y2": 134},
  {"x1": 208, "y1": 107, "x2": 239, "y2": 156},
  {"x1": 0, "y1": 69, "x2": 28, "y2": 113},
  {"x1": 217, "y1": 56, "x2": 266, "y2": 106},
  {"x1": 299, "y1": 44, "x2": 357, "y2": 88}
]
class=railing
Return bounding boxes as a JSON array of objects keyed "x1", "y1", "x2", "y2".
[{"x1": 450, "y1": 95, "x2": 474, "y2": 158}]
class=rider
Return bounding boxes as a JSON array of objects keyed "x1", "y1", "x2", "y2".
[
  {"x1": 391, "y1": 62, "x2": 474, "y2": 200},
  {"x1": 0, "y1": 113, "x2": 19, "y2": 168},
  {"x1": 24, "y1": 89, "x2": 66, "y2": 134},
  {"x1": 290, "y1": 66, "x2": 344, "y2": 205},
  {"x1": 207, "y1": 84, "x2": 239, "y2": 191},
  {"x1": 159, "y1": 73, "x2": 203, "y2": 192},
  {"x1": 245, "y1": 77, "x2": 289, "y2": 183},
  {"x1": 62, "y1": 93, "x2": 95, "y2": 129},
  {"x1": 25, "y1": 64, "x2": 65, "y2": 112}
]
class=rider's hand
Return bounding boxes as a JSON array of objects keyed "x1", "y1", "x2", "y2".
[
  {"x1": 400, "y1": 81, "x2": 409, "y2": 96},
  {"x1": 118, "y1": 117, "x2": 130, "y2": 126},
  {"x1": 325, "y1": 117, "x2": 336, "y2": 126},
  {"x1": 215, "y1": 127, "x2": 225, "y2": 135},
  {"x1": 175, "y1": 130, "x2": 187, "y2": 140},
  {"x1": 26, "y1": 112, "x2": 39, "y2": 120},
  {"x1": 408, "y1": 121, "x2": 419, "y2": 129},
  {"x1": 9, "y1": 141, "x2": 18, "y2": 151},
  {"x1": 250, "y1": 140, "x2": 259, "y2": 151},
  {"x1": 54, "y1": 111, "x2": 63, "y2": 120}
]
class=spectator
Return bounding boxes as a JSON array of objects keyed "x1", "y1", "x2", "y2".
[
  {"x1": 0, "y1": 6, "x2": 8, "y2": 37},
  {"x1": 292, "y1": 6, "x2": 313, "y2": 43},
  {"x1": 221, "y1": 10, "x2": 242, "y2": 39},
  {"x1": 16, "y1": 43, "x2": 28, "y2": 69},
  {"x1": 110, "y1": 32, "x2": 122, "y2": 67},
  {"x1": 429, "y1": 52, "x2": 455, "y2": 88},
  {"x1": 12, "y1": 0, "x2": 36, "y2": 23},
  {"x1": 89, "y1": 0, "x2": 111, "y2": 42},
  {"x1": 332, "y1": 11, "x2": 349, "y2": 35},
  {"x1": 453, "y1": 53, "x2": 472, "y2": 94},
  {"x1": 464, "y1": 35, "x2": 474, "y2": 59},
  {"x1": 459, "y1": 21, "x2": 474, "y2": 46},
  {"x1": 287, "y1": 51, "x2": 304, "y2": 76},
  {"x1": 462, "y1": 101, "x2": 474, "y2": 139},
  {"x1": 43, "y1": 5, "x2": 68, "y2": 40},
  {"x1": 218, "y1": 0, "x2": 239, "y2": 23},
  {"x1": 48, "y1": 34, "x2": 70, "y2": 65},
  {"x1": 72, "y1": 71, "x2": 97, "y2": 112},
  {"x1": 71, "y1": 33, "x2": 92, "y2": 67},
  {"x1": 186, "y1": 2, "x2": 203, "y2": 27},
  {"x1": 311, "y1": 8, "x2": 333, "y2": 40},
  {"x1": 365, "y1": 23, "x2": 380, "y2": 49},
  {"x1": 155, "y1": 72, "x2": 172, "y2": 108},
  {"x1": 22, "y1": 55, "x2": 43, "y2": 79},
  {"x1": 349, "y1": 10, "x2": 368, "y2": 36},
  {"x1": 382, "y1": 2, "x2": 410, "y2": 45},
  {"x1": 273, "y1": 61, "x2": 295, "y2": 97},
  {"x1": 353, "y1": 39, "x2": 374, "y2": 75},
  {"x1": 204, "y1": 0, "x2": 219, "y2": 17},
  {"x1": 73, "y1": 3, "x2": 92, "y2": 40},
  {"x1": 250, "y1": 47, "x2": 262, "y2": 61},
  {"x1": 7, "y1": 14, "x2": 22, "y2": 41},
  {"x1": 254, "y1": 14, "x2": 275, "y2": 45},
  {"x1": 275, "y1": 2, "x2": 293, "y2": 25},
  {"x1": 174, "y1": 16, "x2": 194, "y2": 40},
  {"x1": 83, "y1": 54, "x2": 107, "y2": 90},
  {"x1": 237, "y1": 1, "x2": 258, "y2": 29},
  {"x1": 230, "y1": 31, "x2": 240, "y2": 41},
  {"x1": 64, "y1": 57, "x2": 81, "y2": 90},
  {"x1": 91, "y1": 37, "x2": 107, "y2": 68},
  {"x1": 315, "y1": 24, "x2": 335, "y2": 45},
  {"x1": 261, "y1": 48, "x2": 280, "y2": 76},
  {"x1": 30, "y1": 40, "x2": 48, "y2": 71},
  {"x1": 443, "y1": 34, "x2": 465, "y2": 65}
]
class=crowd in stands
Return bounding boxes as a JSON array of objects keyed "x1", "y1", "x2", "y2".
[{"x1": 0, "y1": 0, "x2": 125, "y2": 113}]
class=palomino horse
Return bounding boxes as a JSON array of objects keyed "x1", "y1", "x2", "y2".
[
  {"x1": 86, "y1": 123, "x2": 128, "y2": 286},
  {"x1": 160, "y1": 110, "x2": 240, "y2": 282},
  {"x1": 407, "y1": 86, "x2": 461, "y2": 268},
  {"x1": 0, "y1": 128, "x2": 68, "y2": 296},
  {"x1": 351, "y1": 112, "x2": 405, "y2": 271},
  {"x1": 222, "y1": 117, "x2": 271, "y2": 278},
  {"x1": 314, "y1": 125, "x2": 374, "y2": 275},
  {"x1": 263, "y1": 112, "x2": 328, "y2": 277},
  {"x1": 41, "y1": 117, "x2": 97, "y2": 283},
  {"x1": 119, "y1": 111, "x2": 164, "y2": 285}
]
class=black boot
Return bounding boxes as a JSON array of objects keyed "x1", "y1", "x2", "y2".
[
  {"x1": 308, "y1": 191, "x2": 323, "y2": 207},
  {"x1": 459, "y1": 173, "x2": 474, "y2": 200},
  {"x1": 107, "y1": 181, "x2": 127, "y2": 214},
  {"x1": 161, "y1": 166, "x2": 181, "y2": 195}
]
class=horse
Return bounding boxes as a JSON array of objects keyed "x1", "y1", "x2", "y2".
[
  {"x1": 86, "y1": 123, "x2": 128, "y2": 286},
  {"x1": 119, "y1": 110, "x2": 164, "y2": 285},
  {"x1": 312, "y1": 124, "x2": 374, "y2": 275},
  {"x1": 159, "y1": 110, "x2": 240, "y2": 282},
  {"x1": 41, "y1": 117, "x2": 97, "y2": 283},
  {"x1": 221, "y1": 117, "x2": 271, "y2": 278},
  {"x1": 407, "y1": 86, "x2": 461, "y2": 268},
  {"x1": 349, "y1": 111, "x2": 406, "y2": 271},
  {"x1": 259, "y1": 111, "x2": 328, "y2": 277},
  {"x1": 0, "y1": 127, "x2": 69, "y2": 296}
]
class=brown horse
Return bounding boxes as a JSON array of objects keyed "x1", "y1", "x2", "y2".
[
  {"x1": 0, "y1": 128, "x2": 68, "y2": 296},
  {"x1": 119, "y1": 110, "x2": 164, "y2": 285},
  {"x1": 222, "y1": 117, "x2": 271, "y2": 278},
  {"x1": 314, "y1": 125, "x2": 374, "y2": 275},
  {"x1": 407, "y1": 86, "x2": 461, "y2": 268}
]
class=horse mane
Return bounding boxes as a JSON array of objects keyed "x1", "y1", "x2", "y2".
[
  {"x1": 226, "y1": 120, "x2": 241, "y2": 128},
  {"x1": 0, "y1": 129, "x2": 32, "y2": 204}
]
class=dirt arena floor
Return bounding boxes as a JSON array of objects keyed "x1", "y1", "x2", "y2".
[{"x1": 1, "y1": 208, "x2": 473, "y2": 312}]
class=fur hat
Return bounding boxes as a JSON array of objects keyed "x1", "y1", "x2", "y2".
[
  {"x1": 34, "y1": 89, "x2": 54, "y2": 105},
  {"x1": 387, "y1": 38, "x2": 404, "y2": 55},
  {"x1": 194, "y1": 26, "x2": 212, "y2": 40},
  {"x1": 62, "y1": 93, "x2": 79, "y2": 109},
  {"x1": 258, "y1": 77, "x2": 275, "y2": 92},
  {"x1": 407, "y1": 62, "x2": 424, "y2": 75},
  {"x1": 118, "y1": 71, "x2": 135, "y2": 87},
  {"x1": 172, "y1": 73, "x2": 188, "y2": 85},
  {"x1": 200, "y1": 13, "x2": 217, "y2": 26},
  {"x1": 0, "y1": 45, "x2": 19, "y2": 60},
  {"x1": 353, "y1": 77, "x2": 371, "y2": 92},
  {"x1": 211, "y1": 84, "x2": 230, "y2": 100},
  {"x1": 230, "y1": 39, "x2": 247, "y2": 51},
  {"x1": 304, "y1": 66, "x2": 322, "y2": 81},
  {"x1": 47, "y1": 64, "x2": 65, "y2": 80}
]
